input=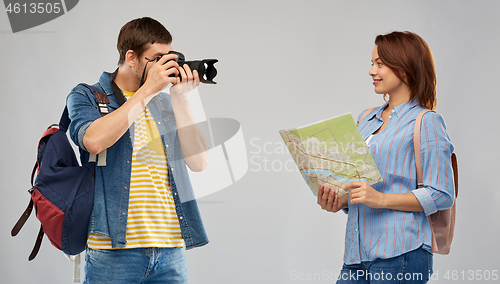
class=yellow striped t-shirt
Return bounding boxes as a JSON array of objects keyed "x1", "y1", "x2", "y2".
[{"x1": 87, "y1": 90, "x2": 184, "y2": 249}]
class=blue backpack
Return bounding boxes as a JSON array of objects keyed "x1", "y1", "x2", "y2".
[{"x1": 12, "y1": 84, "x2": 108, "y2": 260}]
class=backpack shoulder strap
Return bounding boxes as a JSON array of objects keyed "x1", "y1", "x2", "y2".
[
  {"x1": 76, "y1": 83, "x2": 111, "y2": 166},
  {"x1": 451, "y1": 152, "x2": 458, "y2": 197},
  {"x1": 62, "y1": 83, "x2": 110, "y2": 132},
  {"x1": 358, "y1": 107, "x2": 377, "y2": 125},
  {"x1": 414, "y1": 110, "x2": 458, "y2": 197},
  {"x1": 414, "y1": 110, "x2": 432, "y2": 188},
  {"x1": 77, "y1": 83, "x2": 110, "y2": 116}
]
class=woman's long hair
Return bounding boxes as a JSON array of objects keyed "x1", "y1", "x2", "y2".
[{"x1": 375, "y1": 31, "x2": 436, "y2": 110}]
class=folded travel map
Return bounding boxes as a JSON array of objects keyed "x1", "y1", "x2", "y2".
[{"x1": 279, "y1": 113, "x2": 382, "y2": 196}]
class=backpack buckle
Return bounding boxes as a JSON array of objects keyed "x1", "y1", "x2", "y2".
[
  {"x1": 28, "y1": 187, "x2": 35, "y2": 194},
  {"x1": 98, "y1": 103, "x2": 109, "y2": 115}
]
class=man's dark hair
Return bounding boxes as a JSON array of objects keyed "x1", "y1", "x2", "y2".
[{"x1": 117, "y1": 17, "x2": 172, "y2": 65}]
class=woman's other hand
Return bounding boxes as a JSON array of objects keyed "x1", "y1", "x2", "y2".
[{"x1": 317, "y1": 184, "x2": 348, "y2": 213}]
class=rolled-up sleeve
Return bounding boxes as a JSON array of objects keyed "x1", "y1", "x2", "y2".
[
  {"x1": 412, "y1": 112, "x2": 455, "y2": 216},
  {"x1": 66, "y1": 87, "x2": 101, "y2": 151}
]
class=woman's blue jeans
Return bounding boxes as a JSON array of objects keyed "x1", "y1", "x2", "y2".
[
  {"x1": 336, "y1": 247, "x2": 433, "y2": 283},
  {"x1": 83, "y1": 247, "x2": 188, "y2": 284}
]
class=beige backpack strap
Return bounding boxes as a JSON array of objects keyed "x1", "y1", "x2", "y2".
[
  {"x1": 414, "y1": 110, "x2": 432, "y2": 188},
  {"x1": 413, "y1": 109, "x2": 437, "y2": 252},
  {"x1": 358, "y1": 107, "x2": 377, "y2": 125},
  {"x1": 451, "y1": 153, "x2": 458, "y2": 197},
  {"x1": 414, "y1": 109, "x2": 458, "y2": 196}
]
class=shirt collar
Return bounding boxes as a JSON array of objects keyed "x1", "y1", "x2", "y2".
[
  {"x1": 372, "y1": 102, "x2": 389, "y2": 121},
  {"x1": 392, "y1": 100, "x2": 419, "y2": 118},
  {"x1": 372, "y1": 99, "x2": 419, "y2": 120}
]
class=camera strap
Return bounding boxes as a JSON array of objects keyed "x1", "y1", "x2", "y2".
[
  {"x1": 139, "y1": 57, "x2": 160, "y2": 87},
  {"x1": 109, "y1": 68, "x2": 127, "y2": 106}
]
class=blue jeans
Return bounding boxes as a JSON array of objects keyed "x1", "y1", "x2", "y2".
[
  {"x1": 83, "y1": 247, "x2": 188, "y2": 284},
  {"x1": 336, "y1": 247, "x2": 433, "y2": 283}
]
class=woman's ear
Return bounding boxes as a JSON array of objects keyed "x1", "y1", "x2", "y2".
[{"x1": 399, "y1": 71, "x2": 408, "y2": 84}]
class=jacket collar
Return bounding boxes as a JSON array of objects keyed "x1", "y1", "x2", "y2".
[
  {"x1": 98, "y1": 71, "x2": 115, "y2": 96},
  {"x1": 97, "y1": 70, "x2": 128, "y2": 108}
]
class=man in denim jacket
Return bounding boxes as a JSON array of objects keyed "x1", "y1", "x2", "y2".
[{"x1": 66, "y1": 17, "x2": 209, "y2": 283}]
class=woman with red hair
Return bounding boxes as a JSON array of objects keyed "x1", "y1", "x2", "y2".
[{"x1": 317, "y1": 31, "x2": 455, "y2": 283}]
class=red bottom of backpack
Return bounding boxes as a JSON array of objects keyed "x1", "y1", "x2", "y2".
[{"x1": 32, "y1": 189, "x2": 64, "y2": 251}]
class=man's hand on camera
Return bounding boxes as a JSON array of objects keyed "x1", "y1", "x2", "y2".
[
  {"x1": 142, "y1": 53, "x2": 180, "y2": 95},
  {"x1": 170, "y1": 64, "x2": 200, "y2": 97}
]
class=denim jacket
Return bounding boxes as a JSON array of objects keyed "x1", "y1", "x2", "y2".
[{"x1": 66, "y1": 71, "x2": 208, "y2": 250}]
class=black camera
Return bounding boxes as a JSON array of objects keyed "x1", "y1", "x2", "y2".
[{"x1": 165, "y1": 51, "x2": 218, "y2": 84}]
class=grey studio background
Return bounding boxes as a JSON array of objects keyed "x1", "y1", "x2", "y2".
[{"x1": 1, "y1": 0, "x2": 499, "y2": 283}]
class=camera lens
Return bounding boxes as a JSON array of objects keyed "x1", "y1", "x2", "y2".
[{"x1": 166, "y1": 51, "x2": 218, "y2": 84}]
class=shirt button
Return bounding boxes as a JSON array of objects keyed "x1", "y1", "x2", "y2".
[
  {"x1": 174, "y1": 193, "x2": 177, "y2": 196},
  {"x1": 388, "y1": 116, "x2": 392, "y2": 119},
  {"x1": 171, "y1": 168, "x2": 174, "y2": 171},
  {"x1": 166, "y1": 144, "x2": 169, "y2": 148},
  {"x1": 124, "y1": 187, "x2": 127, "y2": 189},
  {"x1": 127, "y1": 160, "x2": 130, "y2": 163},
  {"x1": 157, "y1": 121, "x2": 161, "y2": 124},
  {"x1": 122, "y1": 212, "x2": 126, "y2": 215},
  {"x1": 179, "y1": 216, "x2": 183, "y2": 220}
]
